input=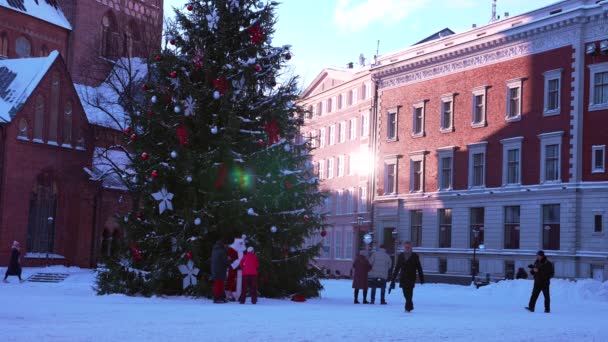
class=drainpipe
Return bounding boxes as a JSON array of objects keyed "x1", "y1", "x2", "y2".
[{"x1": 369, "y1": 77, "x2": 380, "y2": 239}]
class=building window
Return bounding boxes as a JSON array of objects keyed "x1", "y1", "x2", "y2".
[
  {"x1": 412, "y1": 101, "x2": 425, "y2": 137},
  {"x1": 387, "y1": 110, "x2": 398, "y2": 141},
  {"x1": 319, "y1": 127, "x2": 325, "y2": 148},
  {"x1": 594, "y1": 213, "x2": 603, "y2": 233},
  {"x1": 337, "y1": 155, "x2": 345, "y2": 177},
  {"x1": 437, "y1": 147, "x2": 456, "y2": 191},
  {"x1": 440, "y1": 94, "x2": 454, "y2": 132},
  {"x1": 0, "y1": 32, "x2": 8, "y2": 58},
  {"x1": 543, "y1": 69, "x2": 562, "y2": 116},
  {"x1": 319, "y1": 231, "x2": 330, "y2": 259},
  {"x1": 361, "y1": 110, "x2": 370, "y2": 137},
  {"x1": 329, "y1": 125, "x2": 335, "y2": 145},
  {"x1": 316, "y1": 102, "x2": 322, "y2": 116},
  {"x1": 346, "y1": 188, "x2": 354, "y2": 214},
  {"x1": 351, "y1": 88, "x2": 358, "y2": 105},
  {"x1": 306, "y1": 105, "x2": 313, "y2": 119},
  {"x1": 327, "y1": 157, "x2": 334, "y2": 179},
  {"x1": 506, "y1": 78, "x2": 523, "y2": 122},
  {"x1": 17, "y1": 118, "x2": 28, "y2": 140},
  {"x1": 349, "y1": 118, "x2": 357, "y2": 140},
  {"x1": 592, "y1": 145, "x2": 605, "y2": 173},
  {"x1": 101, "y1": 13, "x2": 117, "y2": 57},
  {"x1": 15, "y1": 36, "x2": 31, "y2": 58},
  {"x1": 409, "y1": 151, "x2": 427, "y2": 193},
  {"x1": 26, "y1": 175, "x2": 57, "y2": 253},
  {"x1": 471, "y1": 86, "x2": 487, "y2": 128},
  {"x1": 438, "y1": 208, "x2": 452, "y2": 248},
  {"x1": 34, "y1": 95, "x2": 44, "y2": 141},
  {"x1": 505, "y1": 260, "x2": 515, "y2": 280},
  {"x1": 358, "y1": 187, "x2": 368, "y2": 213},
  {"x1": 438, "y1": 258, "x2": 447, "y2": 274},
  {"x1": 334, "y1": 228, "x2": 343, "y2": 259},
  {"x1": 470, "y1": 208, "x2": 485, "y2": 248},
  {"x1": 345, "y1": 228, "x2": 353, "y2": 260},
  {"x1": 308, "y1": 131, "x2": 316, "y2": 148},
  {"x1": 49, "y1": 72, "x2": 60, "y2": 144},
  {"x1": 501, "y1": 136, "x2": 523, "y2": 186},
  {"x1": 411, "y1": 210, "x2": 422, "y2": 247},
  {"x1": 384, "y1": 161, "x2": 397, "y2": 195},
  {"x1": 337, "y1": 94, "x2": 343, "y2": 110},
  {"x1": 318, "y1": 160, "x2": 325, "y2": 180},
  {"x1": 338, "y1": 121, "x2": 345, "y2": 143},
  {"x1": 542, "y1": 204, "x2": 560, "y2": 250},
  {"x1": 539, "y1": 131, "x2": 563, "y2": 183},
  {"x1": 468, "y1": 142, "x2": 487, "y2": 188},
  {"x1": 588, "y1": 62, "x2": 608, "y2": 111},
  {"x1": 504, "y1": 206, "x2": 520, "y2": 249},
  {"x1": 336, "y1": 190, "x2": 343, "y2": 215},
  {"x1": 324, "y1": 193, "x2": 333, "y2": 215}
]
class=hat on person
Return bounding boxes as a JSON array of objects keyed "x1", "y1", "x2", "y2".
[
  {"x1": 247, "y1": 246, "x2": 254, "y2": 253},
  {"x1": 537, "y1": 250, "x2": 545, "y2": 257}
]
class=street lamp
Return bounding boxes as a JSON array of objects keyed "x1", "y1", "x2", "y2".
[{"x1": 471, "y1": 227, "x2": 482, "y2": 283}]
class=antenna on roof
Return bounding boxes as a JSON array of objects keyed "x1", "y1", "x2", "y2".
[
  {"x1": 490, "y1": 0, "x2": 498, "y2": 22},
  {"x1": 373, "y1": 40, "x2": 380, "y2": 66}
]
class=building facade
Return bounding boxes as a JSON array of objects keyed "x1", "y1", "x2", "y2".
[
  {"x1": 371, "y1": 0, "x2": 608, "y2": 282},
  {"x1": 0, "y1": 0, "x2": 162, "y2": 268}
]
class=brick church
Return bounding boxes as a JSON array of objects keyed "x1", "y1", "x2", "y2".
[{"x1": 0, "y1": 0, "x2": 163, "y2": 268}]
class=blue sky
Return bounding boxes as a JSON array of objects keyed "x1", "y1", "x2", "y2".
[{"x1": 164, "y1": 0, "x2": 560, "y2": 88}]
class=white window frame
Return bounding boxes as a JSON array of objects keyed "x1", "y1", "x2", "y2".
[
  {"x1": 471, "y1": 86, "x2": 487, "y2": 128},
  {"x1": 440, "y1": 93, "x2": 455, "y2": 133},
  {"x1": 327, "y1": 157, "x2": 335, "y2": 179},
  {"x1": 437, "y1": 146, "x2": 456, "y2": 191},
  {"x1": 338, "y1": 121, "x2": 346, "y2": 143},
  {"x1": 350, "y1": 118, "x2": 357, "y2": 140},
  {"x1": 409, "y1": 150, "x2": 428, "y2": 193},
  {"x1": 592, "y1": 145, "x2": 606, "y2": 174},
  {"x1": 344, "y1": 227, "x2": 353, "y2": 260},
  {"x1": 387, "y1": 107, "x2": 399, "y2": 141},
  {"x1": 384, "y1": 155, "x2": 399, "y2": 195},
  {"x1": 412, "y1": 101, "x2": 426, "y2": 137},
  {"x1": 543, "y1": 69, "x2": 562, "y2": 116},
  {"x1": 319, "y1": 127, "x2": 326, "y2": 148},
  {"x1": 468, "y1": 142, "x2": 488, "y2": 189},
  {"x1": 348, "y1": 153, "x2": 356, "y2": 176},
  {"x1": 361, "y1": 110, "x2": 370, "y2": 137},
  {"x1": 337, "y1": 155, "x2": 345, "y2": 177},
  {"x1": 538, "y1": 131, "x2": 563, "y2": 184},
  {"x1": 329, "y1": 125, "x2": 336, "y2": 146},
  {"x1": 318, "y1": 160, "x2": 325, "y2": 180},
  {"x1": 506, "y1": 78, "x2": 523, "y2": 122},
  {"x1": 334, "y1": 227, "x2": 344, "y2": 259},
  {"x1": 588, "y1": 62, "x2": 608, "y2": 112},
  {"x1": 500, "y1": 136, "x2": 523, "y2": 186},
  {"x1": 352, "y1": 88, "x2": 358, "y2": 105},
  {"x1": 365, "y1": 82, "x2": 372, "y2": 99}
]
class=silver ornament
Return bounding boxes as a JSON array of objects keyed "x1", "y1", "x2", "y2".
[
  {"x1": 213, "y1": 91, "x2": 220, "y2": 99},
  {"x1": 194, "y1": 218, "x2": 201, "y2": 225},
  {"x1": 186, "y1": 176, "x2": 193, "y2": 183},
  {"x1": 284, "y1": 144, "x2": 291, "y2": 152},
  {"x1": 170, "y1": 151, "x2": 177, "y2": 158},
  {"x1": 174, "y1": 106, "x2": 181, "y2": 114},
  {"x1": 211, "y1": 126, "x2": 218, "y2": 134},
  {"x1": 151, "y1": 96, "x2": 158, "y2": 103},
  {"x1": 270, "y1": 226, "x2": 277, "y2": 233}
]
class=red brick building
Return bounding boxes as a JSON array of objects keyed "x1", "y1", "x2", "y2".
[{"x1": 0, "y1": 0, "x2": 162, "y2": 268}]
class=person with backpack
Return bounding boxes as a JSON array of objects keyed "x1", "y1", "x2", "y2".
[{"x1": 525, "y1": 250, "x2": 554, "y2": 313}]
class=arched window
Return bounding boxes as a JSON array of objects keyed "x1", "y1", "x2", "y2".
[
  {"x1": 101, "y1": 12, "x2": 117, "y2": 57},
  {"x1": 124, "y1": 21, "x2": 140, "y2": 58},
  {"x1": 40, "y1": 45, "x2": 49, "y2": 57},
  {"x1": 49, "y1": 72, "x2": 60, "y2": 143},
  {"x1": 63, "y1": 101, "x2": 72, "y2": 146},
  {"x1": 15, "y1": 36, "x2": 31, "y2": 58},
  {"x1": 26, "y1": 173, "x2": 57, "y2": 253},
  {"x1": 0, "y1": 32, "x2": 8, "y2": 58},
  {"x1": 17, "y1": 118, "x2": 28, "y2": 139},
  {"x1": 34, "y1": 95, "x2": 44, "y2": 141}
]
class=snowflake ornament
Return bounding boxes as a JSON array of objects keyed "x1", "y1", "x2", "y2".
[
  {"x1": 227, "y1": 0, "x2": 239, "y2": 12},
  {"x1": 178, "y1": 260, "x2": 199, "y2": 289},
  {"x1": 151, "y1": 187, "x2": 174, "y2": 214},
  {"x1": 183, "y1": 96, "x2": 196, "y2": 116},
  {"x1": 206, "y1": 9, "x2": 219, "y2": 31}
]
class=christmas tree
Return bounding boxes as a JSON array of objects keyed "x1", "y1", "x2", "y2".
[{"x1": 95, "y1": 0, "x2": 326, "y2": 298}]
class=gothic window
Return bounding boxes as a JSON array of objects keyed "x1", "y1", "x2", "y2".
[
  {"x1": 34, "y1": 95, "x2": 44, "y2": 141},
  {"x1": 49, "y1": 72, "x2": 60, "y2": 143},
  {"x1": 26, "y1": 174, "x2": 58, "y2": 254},
  {"x1": 0, "y1": 32, "x2": 8, "y2": 58},
  {"x1": 63, "y1": 101, "x2": 72, "y2": 146},
  {"x1": 101, "y1": 12, "x2": 117, "y2": 57},
  {"x1": 17, "y1": 118, "x2": 28, "y2": 139},
  {"x1": 15, "y1": 36, "x2": 31, "y2": 58}
]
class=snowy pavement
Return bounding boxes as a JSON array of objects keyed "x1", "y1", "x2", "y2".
[{"x1": 1, "y1": 266, "x2": 607, "y2": 342}]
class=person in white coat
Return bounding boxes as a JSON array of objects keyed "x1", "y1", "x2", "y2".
[{"x1": 368, "y1": 245, "x2": 392, "y2": 304}]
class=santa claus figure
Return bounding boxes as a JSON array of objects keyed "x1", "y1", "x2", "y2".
[{"x1": 225, "y1": 234, "x2": 247, "y2": 301}]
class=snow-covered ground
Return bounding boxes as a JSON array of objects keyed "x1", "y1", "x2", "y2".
[{"x1": 1, "y1": 266, "x2": 607, "y2": 342}]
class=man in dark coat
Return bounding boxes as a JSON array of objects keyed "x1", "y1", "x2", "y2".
[
  {"x1": 3, "y1": 241, "x2": 23, "y2": 283},
  {"x1": 525, "y1": 250, "x2": 554, "y2": 313},
  {"x1": 390, "y1": 241, "x2": 424, "y2": 312},
  {"x1": 211, "y1": 240, "x2": 228, "y2": 303}
]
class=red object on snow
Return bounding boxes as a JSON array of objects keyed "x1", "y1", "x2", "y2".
[{"x1": 291, "y1": 294, "x2": 306, "y2": 302}]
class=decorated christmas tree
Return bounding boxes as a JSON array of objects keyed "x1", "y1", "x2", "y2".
[{"x1": 95, "y1": 0, "x2": 326, "y2": 298}]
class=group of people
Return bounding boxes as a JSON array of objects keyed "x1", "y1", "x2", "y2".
[
  {"x1": 210, "y1": 238, "x2": 259, "y2": 304},
  {"x1": 352, "y1": 241, "x2": 554, "y2": 314}
]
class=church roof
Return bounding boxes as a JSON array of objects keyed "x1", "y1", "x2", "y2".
[
  {"x1": 0, "y1": 0, "x2": 71, "y2": 30},
  {"x1": 0, "y1": 50, "x2": 59, "y2": 122},
  {"x1": 85, "y1": 147, "x2": 132, "y2": 190}
]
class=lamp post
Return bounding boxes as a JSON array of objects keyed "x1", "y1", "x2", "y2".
[{"x1": 471, "y1": 227, "x2": 480, "y2": 283}]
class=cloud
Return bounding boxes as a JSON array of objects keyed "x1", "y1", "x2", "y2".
[{"x1": 333, "y1": 0, "x2": 428, "y2": 32}]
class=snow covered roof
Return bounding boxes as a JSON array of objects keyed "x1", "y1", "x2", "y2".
[
  {"x1": 75, "y1": 58, "x2": 148, "y2": 130},
  {"x1": 86, "y1": 147, "x2": 132, "y2": 190},
  {"x1": 0, "y1": 50, "x2": 59, "y2": 122},
  {"x1": 0, "y1": 0, "x2": 72, "y2": 30}
]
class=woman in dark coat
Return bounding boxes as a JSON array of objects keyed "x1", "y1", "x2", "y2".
[
  {"x1": 352, "y1": 251, "x2": 371, "y2": 304},
  {"x1": 210, "y1": 240, "x2": 228, "y2": 303},
  {"x1": 4, "y1": 241, "x2": 23, "y2": 283}
]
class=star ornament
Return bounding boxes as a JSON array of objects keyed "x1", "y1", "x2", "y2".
[
  {"x1": 151, "y1": 187, "x2": 174, "y2": 214},
  {"x1": 178, "y1": 260, "x2": 200, "y2": 289},
  {"x1": 206, "y1": 9, "x2": 219, "y2": 31}
]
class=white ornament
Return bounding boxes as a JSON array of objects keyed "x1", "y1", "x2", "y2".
[
  {"x1": 247, "y1": 208, "x2": 258, "y2": 216},
  {"x1": 257, "y1": 1, "x2": 264, "y2": 9},
  {"x1": 178, "y1": 260, "x2": 199, "y2": 289},
  {"x1": 194, "y1": 218, "x2": 202, "y2": 225},
  {"x1": 213, "y1": 90, "x2": 220, "y2": 99},
  {"x1": 186, "y1": 176, "x2": 193, "y2": 183},
  {"x1": 284, "y1": 144, "x2": 291, "y2": 152},
  {"x1": 206, "y1": 9, "x2": 219, "y2": 31},
  {"x1": 151, "y1": 96, "x2": 158, "y2": 103},
  {"x1": 211, "y1": 126, "x2": 218, "y2": 134},
  {"x1": 287, "y1": 101, "x2": 293, "y2": 108},
  {"x1": 174, "y1": 106, "x2": 181, "y2": 114},
  {"x1": 270, "y1": 226, "x2": 277, "y2": 233},
  {"x1": 123, "y1": 216, "x2": 129, "y2": 223},
  {"x1": 170, "y1": 151, "x2": 177, "y2": 159},
  {"x1": 151, "y1": 187, "x2": 174, "y2": 214}
]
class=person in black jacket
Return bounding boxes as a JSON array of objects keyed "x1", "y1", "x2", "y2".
[
  {"x1": 525, "y1": 250, "x2": 554, "y2": 313},
  {"x1": 211, "y1": 240, "x2": 229, "y2": 303},
  {"x1": 3, "y1": 241, "x2": 23, "y2": 283},
  {"x1": 390, "y1": 241, "x2": 424, "y2": 312}
]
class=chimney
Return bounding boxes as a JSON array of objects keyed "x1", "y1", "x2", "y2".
[
  {"x1": 504, "y1": 12, "x2": 509, "y2": 18},
  {"x1": 472, "y1": 23, "x2": 477, "y2": 28},
  {"x1": 347, "y1": 62, "x2": 354, "y2": 69}
]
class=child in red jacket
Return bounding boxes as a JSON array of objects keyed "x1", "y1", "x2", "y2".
[{"x1": 238, "y1": 246, "x2": 259, "y2": 304}]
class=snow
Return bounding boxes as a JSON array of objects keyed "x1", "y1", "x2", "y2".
[
  {"x1": 1, "y1": 266, "x2": 607, "y2": 341},
  {"x1": 0, "y1": 51, "x2": 59, "y2": 122},
  {"x1": 87, "y1": 147, "x2": 132, "y2": 189},
  {"x1": 0, "y1": 0, "x2": 71, "y2": 30}
]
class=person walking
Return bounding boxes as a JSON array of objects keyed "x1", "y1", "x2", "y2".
[
  {"x1": 352, "y1": 250, "x2": 371, "y2": 304},
  {"x1": 368, "y1": 245, "x2": 392, "y2": 304},
  {"x1": 3, "y1": 241, "x2": 24, "y2": 283},
  {"x1": 390, "y1": 241, "x2": 424, "y2": 312},
  {"x1": 525, "y1": 250, "x2": 554, "y2": 313},
  {"x1": 239, "y1": 246, "x2": 259, "y2": 304},
  {"x1": 210, "y1": 240, "x2": 228, "y2": 303}
]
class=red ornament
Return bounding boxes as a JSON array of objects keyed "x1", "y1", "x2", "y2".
[
  {"x1": 285, "y1": 182, "x2": 292, "y2": 190},
  {"x1": 176, "y1": 125, "x2": 189, "y2": 145},
  {"x1": 248, "y1": 24, "x2": 264, "y2": 44},
  {"x1": 186, "y1": 252, "x2": 193, "y2": 259},
  {"x1": 136, "y1": 212, "x2": 143, "y2": 220},
  {"x1": 285, "y1": 53, "x2": 292, "y2": 61},
  {"x1": 151, "y1": 170, "x2": 159, "y2": 178},
  {"x1": 215, "y1": 164, "x2": 228, "y2": 189},
  {"x1": 124, "y1": 127, "x2": 131, "y2": 134},
  {"x1": 141, "y1": 152, "x2": 149, "y2": 161},
  {"x1": 155, "y1": 55, "x2": 162, "y2": 62},
  {"x1": 170, "y1": 38, "x2": 176, "y2": 45},
  {"x1": 212, "y1": 77, "x2": 228, "y2": 94},
  {"x1": 130, "y1": 134, "x2": 137, "y2": 141},
  {"x1": 320, "y1": 230, "x2": 327, "y2": 237},
  {"x1": 130, "y1": 244, "x2": 142, "y2": 262},
  {"x1": 257, "y1": 139, "x2": 265, "y2": 147},
  {"x1": 254, "y1": 64, "x2": 261, "y2": 72},
  {"x1": 187, "y1": 4, "x2": 193, "y2": 11},
  {"x1": 264, "y1": 119, "x2": 280, "y2": 145},
  {"x1": 141, "y1": 84, "x2": 148, "y2": 91},
  {"x1": 170, "y1": 71, "x2": 177, "y2": 78},
  {"x1": 303, "y1": 215, "x2": 309, "y2": 222},
  {"x1": 147, "y1": 110, "x2": 154, "y2": 117}
]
